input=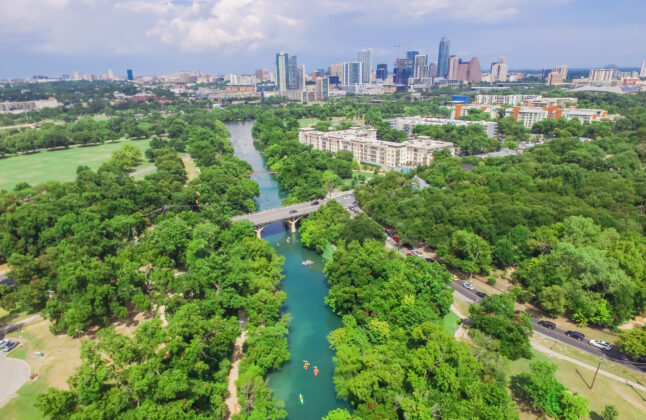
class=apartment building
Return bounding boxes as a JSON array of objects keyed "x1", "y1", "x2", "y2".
[
  {"x1": 298, "y1": 128, "x2": 455, "y2": 168},
  {"x1": 504, "y1": 107, "x2": 549, "y2": 128},
  {"x1": 392, "y1": 115, "x2": 498, "y2": 138}
]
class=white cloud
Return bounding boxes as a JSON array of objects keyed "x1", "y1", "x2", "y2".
[{"x1": 0, "y1": 0, "x2": 69, "y2": 34}]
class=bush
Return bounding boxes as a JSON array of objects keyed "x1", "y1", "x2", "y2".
[{"x1": 487, "y1": 276, "x2": 497, "y2": 286}]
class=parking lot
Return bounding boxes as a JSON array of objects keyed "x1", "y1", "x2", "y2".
[{"x1": 0, "y1": 357, "x2": 30, "y2": 407}]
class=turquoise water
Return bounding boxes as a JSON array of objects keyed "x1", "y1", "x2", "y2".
[{"x1": 227, "y1": 122, "x2": 349, "y2": 419}]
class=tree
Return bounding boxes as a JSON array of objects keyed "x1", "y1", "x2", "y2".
[
  {"x1": 511, "y1": 361, "x2": 589, "y2": 420},
  {"x1": 445, "y1": 230, "x2": 492, "y2": 276},
  {"x1": 601, "y1": 404, "x2": 619, "y2": 420},
  {"x1": 469, "y1": 293, "x2": 533, "y2": 360},
  {"x1": 618, "y1": 327, "x2": 646, "y2": 359},
  {"x1": 340, "y1": 213, "x2": 386, "y2": 245}
]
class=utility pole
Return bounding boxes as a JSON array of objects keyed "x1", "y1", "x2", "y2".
[{"x1": 590, "y1": 355, "x2": 604, "y2": 389}]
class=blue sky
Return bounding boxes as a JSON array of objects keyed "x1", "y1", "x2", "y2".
[{"x1": 1, "y1": 0, "x2": 645, "y2": 78}]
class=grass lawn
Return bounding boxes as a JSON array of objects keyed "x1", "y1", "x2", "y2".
[
  {"x1": 0, "y1": 319, "x2": 82, "y2": 420},
  {"x1": 298, "y1": 118, "x2": 320, "y2": 128},
  {"x1": 0, "y1": 139, "x2": 152, "y2": 191},
  {"x1": 182, "y1": 156, "x2": 200, "y2": 182},
  {"x1": 510, "y1": 348, "x2": 646, "y2": 419},
  {"x1": 340, "y1": 171, "x2": 374, "y2": 189},
  {"x1": 442, "y1": 312, "x2": 460, "y2": 335}
]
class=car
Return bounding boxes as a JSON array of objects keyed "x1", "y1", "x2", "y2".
[
  {"x1": 311, "y1": 201, "x2": 320, "y2": 206},
  {"x1": 0, "y1": 338, "x2": 8, "y2": 347},
  {"x1": 3, "y1": 341, "x2": 18, "y2": 352},
  {"x1": 462, "y1": 282, "x2": 475, "y2": 291},
  {"x1": 425, "y1": 257, "x2": 435, "y2": 262},
  {"x1": 412, "y1": 250, "x2": 421, "y2": 256},
  {"x1": 538, "y1": 320, "x2": 556, "y2": 330},
  {"x1": 289, "y1": 209, "x2": 298, "y2": 214},
  {"x1": 406, "y1": 252, "x2": 413, "y2": 256},
  {"x1": 352, "y1": 201, "x2": 358, "y2": 205},
  {"x1": 475, "y1": 291, "x2": 489, "y2": 298},
  {"x1": 565, "y1": 331, "x2": 585, "y2": 341},
  {"x1": 588, "y1": 339, "x2": 612, "y2": 351}
]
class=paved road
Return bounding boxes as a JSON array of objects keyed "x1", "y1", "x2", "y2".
[
  {"x1": 384, "y1": 236, "x2": 646, "y2": 375},
  {"x1": 231, "y1": 191, "x2": 357, "y2": 226},
  {"x1": 0, "y1": 358, "x2": 30, "y2": 407},
  {"x1": 0, "y1": 314, "x2": 42, "y2": 336}
]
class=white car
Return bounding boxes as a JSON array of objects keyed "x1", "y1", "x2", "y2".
[
  {"x1": 462, "y1": 282, "x2": 475, "y2": 291},
  {"x1": 588, "y1": 339, "x2": 612, "y2": 351},
  {"x1": 412, "y1": 250, "x2": 421, "y2": 256}
]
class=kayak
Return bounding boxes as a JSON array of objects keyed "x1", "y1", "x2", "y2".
[
  {"x1": 299, "y1": 393, "x2": 304, "y2": 404},
  {"x1": 303, "y1": 360, "x2": 309, "y2": 370},
  {"x1": 314, "y1": 366, "x2": 319, "y2": 376}
]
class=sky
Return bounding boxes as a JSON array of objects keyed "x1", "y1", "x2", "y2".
[{"x1": 1, "y1": 0, "x2": 646, "y2": 78}]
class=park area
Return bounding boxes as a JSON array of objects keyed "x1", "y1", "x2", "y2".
[
  {"x1": 0, "y1": 319, "x2": 81, "y2": 420},
  {"x1": 0, "y1": 139, "x2": 151, "y2": 191}
]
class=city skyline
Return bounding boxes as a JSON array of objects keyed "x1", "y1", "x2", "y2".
[{"x1": 1, "y1": 0, "x2": 646, "y2": 78}]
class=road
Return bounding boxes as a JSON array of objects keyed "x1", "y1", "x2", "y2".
[
  {"x1": 383, "y1": 235, "x2": 646, "y2": 375},
  {"x1": 231, "y1": 191, "x2": 357, "y2": 226}
]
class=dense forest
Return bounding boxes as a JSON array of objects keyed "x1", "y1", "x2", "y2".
[
  {"x1": 0, "y1": 110, "x2": 292, "y2": 418},
  {"x1": 356, "y1": 93, "x2": 646, "y2": 327}
]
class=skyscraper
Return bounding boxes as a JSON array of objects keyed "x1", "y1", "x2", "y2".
[
  {"x1": 640, "y1": 60, "x2": 646, "y2": 78},
  {"x1": 288, "y1": 55, "x2": 299, "y2": 89},
  {"x1": 555, "y1": 65, "x2": 568, "y2": 80},
  {"x1": 437, "y1": 37, "x2": 450, "y2": 78},
  {"x1": 490, "y1": 57, "x2": 508, "y2": 82},
  {"x1": 413, "y1": 55, "x2": 428, "y2": 80},
  {"x1": 447, "y1": 55, "x2": 459, "y2": 80},
  {"x1": 429, "y1": 62, "x2": 438, "y2": 78},
  {"x1": 343, "y1": 62, "x2": 362, "y2": 85},
  {"x1": 275, "y1": 53, "x2": 289, "y2": 91},
  {"x1": 297, "y1": 65, "x2": 306, "y2": 90},
  {"x1": 394, "y1": 59, "x2": 411, "y2": 85},
  {"x1": 467, "y1": 57, "x2": 481, "y2": 83},
  {"x1": 126, "y1": 69, "x2": 134, "y2": 81},
  {"x1": 376, "y1": 64, "x2": 388, "y2": 80},
  {"x1": 315, "y1": 77, "x2": 329, "y2": 100},
  {"x1": 358, "y1": 48, "x2": 373, "y2": 84}
]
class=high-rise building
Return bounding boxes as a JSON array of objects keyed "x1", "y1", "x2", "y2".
[
  {"x1": 255, "y1": 69, "x2": 265, "y2": 82},
  {"x1": 490, "y1": 57, "x2": 508, "y2": 82},
  {"x1": 376, "y1": 64, "x2": 388, "y2": 80},
  {"x1": 429, "y1": 62, "x2": 438, "y2": 78},
  {"x1": 358, "y1": 48, "x2": 373, "y2": 84},
  {"x1": 413, "y1": 55, "x2": 428, "y2": 80},
  {"x1": 329, "y1": 63, "x2": 343, "y2": 78},
  {"x1": 640, "y1": 60, "x2": 646, "y2": 78},
  {"x1": 288, "y1": 55, "x2": 299, "y2": 89},
  {"x1": 275, "y1": 53, "x2": 289, "y2": 91},
  {"x1": 447, "y1": 55, "x2": 459, "y2": 80},
  {"x1": 394, "y1": 59, "x2": 411, "y2": 85},
  {"x1": 343, "y1": 62, "x2": 362, "y2": 85},
  {"x1": 315, "y1": 77, "x2": 329, "y2": 100},
  {"x1": 588, "y1": 69, "x2": 614, "y2": 82},
  {"x1": 467, "y1": 57, "x2": 481, "y2": 83},
  {"x1": 437, "y1": 37, "x2": 450, "y2": 77},
  {"x1": 297, "y1": 65, "x2": 306, "y2": 90},
  {"x1": 555, "y1": 65, "x2": 568, "y2": 80},
  {"x1": 107, "y1": 69, "x2": 114, "y2": 80},
  {"x1": 546, "y1": 72, "x2": 564, "y2": 86},
  {"x1": 126, "y1": 69, "x2": 134, "y2": 81}
]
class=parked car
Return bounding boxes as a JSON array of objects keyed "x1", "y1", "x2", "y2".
[
  {"x1": 311, "y1": 201, "x2": 320, "y2": 206},
  {"x1": 289, "y1": 209, "x2": 298, "y2": 214},
  {"x1": 565, "y1": 331, "x2": 585, "y2": 341},
  {"x1": 538, "y1": 320, "x2": 556, "y2": 329},
  {"x1": 425, "y1": 257, "x2": 434, "y2": 262},
  {"x1": 475, "y1": 291, "x2": 489, "y2": 298},
  {"x1": 462, "y1": 282, "x2": 475, "y2": 291},
  {"x1": 3, "y1": 341, "x2": 18, "y2": 352},
  {"x1": 406, "y1": 252, "x2": 413, "y2": 256},
  {"x1": 588, "y1": 340, "x2": 612, "y2": 351}
]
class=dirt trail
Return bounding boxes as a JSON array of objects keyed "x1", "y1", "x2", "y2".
[{"x1": 224, "y1": 330, "x2": 248, "y2": 418}]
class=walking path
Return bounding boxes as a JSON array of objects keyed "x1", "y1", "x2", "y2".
[
  {"x1": 531, "y1": 335, "x2": 646, "y2": 393},
  {"x1": 0, "y1": 314, "x2": 42, "y2": 335},
  {"x1": 224, "y1": 330, "x2": 248, "y2": 418},
  {"x1": 449, "y1": 300, "x2": 646, "y2": 391}
]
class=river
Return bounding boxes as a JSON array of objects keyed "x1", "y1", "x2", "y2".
[{"x1": 227, "y1": 121, "x2": 349, "y2": 419}]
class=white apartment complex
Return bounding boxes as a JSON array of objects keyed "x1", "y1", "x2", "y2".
[
  {"x1": 505, "y1": 106, "x2": 612, "y2": 128},
  {"x1": 0, "y1": 97, "x2": 61, "y2": 113},
  {"x1": 298, "y1": 128, "x2": 455, "y2": 168},
  {"x1": 391, "y1": 116, "x2": 498, "y2": 138}
]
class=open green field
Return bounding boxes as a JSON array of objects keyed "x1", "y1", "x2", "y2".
[
  {"x1": 0, "y1": 139, "x2": 151, "y2": 191},
  {"x1": 298, "y1": 118, "x2": 320, "y2": 128},
  {"x1": 511, "y1": 349, "x2": 646, "y2": 419},
  {"x1": 442, "y1": 312, "x2": 460, "y2": 335}
]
